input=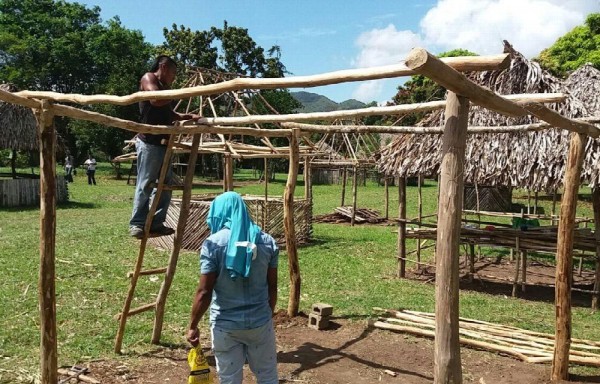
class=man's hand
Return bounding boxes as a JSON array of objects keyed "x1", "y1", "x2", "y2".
[{"x1": 187, "y1": 327, "x2": 200, "y2": 347}]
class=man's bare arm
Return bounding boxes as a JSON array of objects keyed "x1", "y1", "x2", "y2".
[
  {"x1": 186, "y1": 272, "x2": 217, "y2": 346},
  {"x1": 267, "y1": 267, "x2": 278, "y2": 315},
  {"x1": 140, "y1": 73, "x2": 172, "y2": 107}
]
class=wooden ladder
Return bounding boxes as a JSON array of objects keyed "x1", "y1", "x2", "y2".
[{"x1": 114, "y1": 133, "x2": 201, "y2": 353}]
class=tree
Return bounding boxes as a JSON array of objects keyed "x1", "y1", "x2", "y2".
[
  {"x1": 0, "y1": 0, "x2": 153, "y2": 159},
  {"x1": 390, "y1": 49, "x2": 478, "y2": 125},
  {"x1": 538, "y1": 13, "x2": 600, "y2": 76}
]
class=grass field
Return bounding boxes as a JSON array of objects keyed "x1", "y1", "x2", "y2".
[{"x1": 1, "y1": 163, "x2": 600, "y2": 381}]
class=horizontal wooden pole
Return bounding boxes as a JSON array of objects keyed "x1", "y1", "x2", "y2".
[
  {"x1": 0, "y1": 88, "x2": 40, "y2": 109},
  {"x1": 523, "y1": 102, "x2": 600, "y2": 138},
  {"x1": 284, "y1": 116, "x2": 600, "y2": 134},
  {"x1": 16, "y1": 54, "x2": 510, "y2": 105}
]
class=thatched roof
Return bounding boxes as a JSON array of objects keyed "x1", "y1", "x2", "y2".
[
  {"x1": 377, "y1": 41, "x2": 599, "y2": 192},
  {"x1": 566, "y1": 64, "x2": 600, "y2": 116},
  {"x1": 0, "y1": 84, "x2": 38, "y2": 151}
]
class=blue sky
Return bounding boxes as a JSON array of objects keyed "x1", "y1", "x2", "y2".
[{"x1": 71, "y1": 0, "x2": 597, "y2": 103}]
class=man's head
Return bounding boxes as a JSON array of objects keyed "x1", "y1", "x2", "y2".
[{"x1": 151, "y1": 55, "x2": 177, "y2": 86}]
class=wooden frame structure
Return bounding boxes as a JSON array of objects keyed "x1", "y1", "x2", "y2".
[{"x1": 3, "y1": 49, "x2": 597, "y2": 383}]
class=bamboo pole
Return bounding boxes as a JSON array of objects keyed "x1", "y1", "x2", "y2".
[
  {"x1": 397, "y1": 177, "x2": 407, "y2": 278},
  {"x1": 434, "y1": 91, "x2": 469, "y2": 384},
  {"x1": 592, "y1": 187, "x2": 600, "y2": 311},
  {"x1": 284, "y1": 129, "x2": 301, "y2": 317},
  {"x1": 552, "y1": 133, "x2": 586, "y2": 381},
  {"x1": 37, "y1": 100, "x2": 57, "y2": 384},
  {"x1": 151, "y1": 134, "x2": 201, "y2": 344},
  {"x1": 351, "y1": 167, "x2": 358, "y2": 226},
  {"x1": 16, "y1": 54, "x2": 511, "y2": 105},
  {"x1": 341, "y1": 167, "x2": 347, "y2": 206}
]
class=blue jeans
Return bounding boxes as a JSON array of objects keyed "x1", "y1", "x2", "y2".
[
  {"x1": 129, "y1": 139, "x2": 172, "y2": 230},
  {"x1": 211, "y1": 320, "x2": 278, "y2": 384}
]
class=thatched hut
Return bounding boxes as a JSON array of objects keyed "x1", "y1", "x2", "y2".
[
  {"x1": 377, "y1": 41, "x2": 598, "y2": 195},
  {"x1": 566, "y1": 63, "x2": 600, "y2": 115}
]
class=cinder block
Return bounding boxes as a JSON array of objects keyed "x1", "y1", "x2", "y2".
[
  {"x1": 311, "y1": 303, "x2": 333, "y2": 317},
  {"x1": 308, "y1": 312, "x2": 329, "y2": 330}
]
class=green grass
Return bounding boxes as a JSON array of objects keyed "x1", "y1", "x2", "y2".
[{"x1": 1, "y1": 163, "x2": 600, "y2": 380}]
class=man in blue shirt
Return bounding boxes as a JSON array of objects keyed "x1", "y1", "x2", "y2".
[{"x1": 187, "y1": 192, "x2": 279, "y2": 384}]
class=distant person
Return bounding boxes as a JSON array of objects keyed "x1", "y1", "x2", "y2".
[
  {"x1": 64, "y1": 151, "x2": 74, "y2": 183},
  {"x1": 129, "y1": 55, "x2": 200, "y2": 239},
  {"x1": 84, "y1": 154, "x2": 97, "y2": 185},
  {"x1": 187, "y1": 192, "x2": 279, "y2": 384}
]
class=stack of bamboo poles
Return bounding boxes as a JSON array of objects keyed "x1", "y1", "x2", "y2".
[{"x1": 372, "y1": 308, "x2": 600, "y2": 367}]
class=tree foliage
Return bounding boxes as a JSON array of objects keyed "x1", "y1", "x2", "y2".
[{"x1": 538, "y1": 13, "x2": 600, "y2": 76}]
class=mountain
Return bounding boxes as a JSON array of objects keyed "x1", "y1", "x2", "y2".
[{"x1": 291, "y1": 91, "x2": 366, "y2": 113}]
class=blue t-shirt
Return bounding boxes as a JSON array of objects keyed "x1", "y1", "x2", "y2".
[{"x1": 200, "y1": 228, "x2": 279, "y2": 330}]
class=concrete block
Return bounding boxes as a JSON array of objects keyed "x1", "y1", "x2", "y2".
[
  {"x1": 311, "y1": 303, "x2": 333, "y2": 317},
  {"x1": 308, "y1": 312, "x2": 329, "y2": 330}
]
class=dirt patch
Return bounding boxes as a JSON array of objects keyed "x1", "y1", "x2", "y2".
[{"x1": 64, "y1": 319, "x2": 600, "y2": 383}]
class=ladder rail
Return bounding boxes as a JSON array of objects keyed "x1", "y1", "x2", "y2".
[{"x1": 114, "y1": 134, "x2": 177, "y2": 353}]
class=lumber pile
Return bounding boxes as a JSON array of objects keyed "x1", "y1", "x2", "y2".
[
  {"x1": 314, "y1": 206, "x2": 385, "y2": 224},
  {"x1": 372, "y1": 308, "x2": 600, "y2": 367}
]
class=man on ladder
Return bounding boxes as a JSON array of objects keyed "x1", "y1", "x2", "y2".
[{"x1": 129, "y1": 55, "x2": 200, "y2": 239}]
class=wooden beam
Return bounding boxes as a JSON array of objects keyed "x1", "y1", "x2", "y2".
[
  {"x1": 285, "y1": 129, "x2": 301, "y2": 317},
  {"x1": 397, "y1": 177, "x2": 407, "y2": 278},
  {"x1": 552, "y1": 133, "x2": 586, "y2": 381},
  {"x1": 592, "y1": 187, "x2": 600, "y2": 311},
  {"x1": 16, "y1": 54, "x2": 510, "y2": 105},
  {"x1": 523, "y1": 102, "x2": 600, "y2": 138},
  {"x1": 152, "y1": 134, "x2": 201, "y2": 344},
  {"x1": 434, "y1": 92, "x2": 469, "y2": 384},
  {"x1": 38, "y1": 100, "x2": 57, "y2": 384}
]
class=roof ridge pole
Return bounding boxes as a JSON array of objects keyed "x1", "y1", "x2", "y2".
[
  {"x1": 552, "y1": 132, "x2": 586, "y2": 381},
  {"x1": 434, "y1": 91, "x2": 469, "y2": 384},
  {"x1": 37, "y1": 99, "x2": 57, "y2": 384}
]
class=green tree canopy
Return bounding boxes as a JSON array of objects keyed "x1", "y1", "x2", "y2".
[{"x1": 538, "y1": 13, "x2": 600, "y2": 76}]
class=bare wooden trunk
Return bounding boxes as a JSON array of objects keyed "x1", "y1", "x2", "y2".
[
  {"x1": 341, "y1": 167, "x2": 347, "y2": 206},
  {"x1": 417, "y1": 175, "x2": 423, "y2": 265},
  {"x1": 38, "y1": 100, "x2": 57, "y2": 384},
  {"x1": 552, "y1": 133, "x2": 585, "y2": 381},
  {"x1": 384, "y1": 177, "x2": 389, "y2": 220},
  {"x1": 351, "y1": 167, "x2": 358, "y2": 226},
  {"x1": 285, "y1": 130, "x2": 301, "y2": 316},
  {"x1": 397, "y1": 177, "x2": 407, "y2": 278},
  {"x1": 592, "y1": 188, "x2": 600, "y2": 311},
  {"x1": 434, "y1": 92, "x2": 468, "y2": 384},
  {"x1": 224, "y1": 154, "x2": 234, "y2": 191}
]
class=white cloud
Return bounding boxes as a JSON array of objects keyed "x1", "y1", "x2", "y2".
[
  {"x1": 421, "y1": 0, "x2": 599, "y2": 57},
  {"x1": 352, "y1": 80, "x2": 384, "y2": 102},
  {"x1": 353, "y1": 24, "x2": 423, "y2": 68}
]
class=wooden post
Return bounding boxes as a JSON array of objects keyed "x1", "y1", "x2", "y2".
[
  {"x1": 521, "y1": 250, "x2": 527, "y2": 293},
  {"x1": 469, "y1": 243, "x2": 476, "y2": 282},
  {"x1": 512, "y1": 237, "x2": 521, "y2": 297},
  {"x1": 152, "y1": 134, "x2": 201, "y2": 344},
  {"x1": 552, "y1": 189, "x2": 558, "y2": 226},
  {"x1": 264, "y1": 157, "x2": 268, "y2": 230},
  {"x1": 534, "y1": 191, "x2": 539, "y2": 215},
  {"x1": 284, "y1": 129, "x2": 301, "y2": 317},
  {"x1": 592, "y1": 187, "x2": 600, "y2": 311},
  {"x1": 397, "y1": 177, "x2": 407, "y2": 278},
  {"x1": 224, "y1": 154, "x2": 234, "y2": 191},
  {"x1": 527, "y1": 189, "x2": 531, "y2": 214},
  {"x1": 38, "y1": 100, "x2": 58, "y2": 384},
  {"x1": 384, "y1": 176, "x2": 389, "y2": 220},
  {"x1": 417, "y1": 175, "x2": 423, "y2": 266},
  {"x1": 552, "y1": 133, "x2": 585, "y2": 382},
  {"x1": 351, "y1": 166, "x2": 358, "y2": 226},
  {"x1": 434, "y1": 92, "x2": 468, "y2": 384},
  {"x1": 341, "y1": 167, "x2": 347, "y2": 206}
]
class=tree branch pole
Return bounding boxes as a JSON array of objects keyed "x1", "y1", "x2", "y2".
[
  {"x1": 341, "y1": 167, "x2": 347, "y2": 206},
  {"x1": 552, "y1": 133, "x2": 586, "y2": 381},
  {"x1": 284, "y1": 129, "x2": 301, "y2": 316},
  {"x1": 433, "y1": 92, "x2": 469, "y2": 384},
  {"x1": 397, "y1": 177, "x2": 407, "y2": 278},
  {"x1": 351, "y1": 166, "x2": 358, "y2": 226},
  {"x1": 37, "y1": 100, "x2": 57, "y2": 384}
]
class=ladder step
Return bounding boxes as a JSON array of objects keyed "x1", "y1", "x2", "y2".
[
  {"x1": 115, "y1": 301, "x2": 157, "y2": 321},
  {"x1": 148, "y1": 182, "x2": 184, "y2": 191},
  {"x1": 127, "y1": 267, "x2": 167, "y2": 278}
]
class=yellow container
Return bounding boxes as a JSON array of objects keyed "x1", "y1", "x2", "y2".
[{"x1": 187, "y1": 345, "x2": 212, "y2": 384}]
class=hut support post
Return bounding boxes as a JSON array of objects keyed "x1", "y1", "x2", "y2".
[
  {"x1": 264, "y1": 158, "x2": 268, "y2": 229},
  {"x1": 351, "y1": 166, "x2": 358, "y2": 226},
  {"x1": 552, "y1": 190, "x2": 558, "y2": 226},
  {"x1": 38, "y1": 100, "x2": 57, "y2": 384},
  {"x1": 592, "y1": 187, "x2": 600, "y2": 311},
  {"x1": 552, "y1": 133, "x2": 585, "y2": 382},
  {"x1": 417, "y1": 175, "x2": 423, "y2": 266},
  {"x1": 434, "y1": 91, "x2": 468, "y2": 384},
  {"x1": 284, "y1": 129, "x2": 300, "y2": 317},
  {"x1": 11, "y1": 149, "x2": 17, "y2": 179},
  {"x1": 397, "y1": 177, "x2": 407, "y2": 278},
  {"x1": 384, "y1": 176, "x2": 389, "y2": 220},
  {"x1": 224, "y1": 154, "x2": 234, "y2": 191},
  {"x1": 341, "y1": 167, "x2": 347, "y2": 206}
]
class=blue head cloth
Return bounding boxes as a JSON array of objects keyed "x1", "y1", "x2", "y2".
[{"x1": 206, "y1": 192, "x2": 261, "y2": 279}]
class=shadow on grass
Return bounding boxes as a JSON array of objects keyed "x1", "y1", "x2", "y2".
[
  {"x1": 570, "y1": 374, "x2": 600, "y2": 383},
  {"x1": 277, "y1": 325, "x2": 433, "y2": 381}
]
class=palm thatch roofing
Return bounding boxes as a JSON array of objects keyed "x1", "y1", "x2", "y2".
[
  {"x1": 377, "y1": 41, "x2": 600, "y2": 192},
  {"x1": 0, "y1": 83, "x2": 38, "y2": 151},
  {"x1": 566, "y1": 64, "x2": 600, "y2": 116}
]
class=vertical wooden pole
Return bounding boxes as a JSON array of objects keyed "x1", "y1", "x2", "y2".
[
  {"x1": 417, "y1": 175, "x2": 423, "y2": 266},
  {"x1": 512, "y1": 237, "x2": 521, "y2": 297},
  {"x1": 351, "y1": 166, "x2": 358, "y2": 226},
  {"x1": 152, "y1": 134, "x2": 201, "y2": 344},
  {"x1": 552, "y1": 133, "x2": 585, "y2": 382},
  {"x1": 521, "y1": 250, "x2": 527, "y2": 293},
  {"x1": 527, "y1": 189, "x2": 531, "y2": 214},
  {"x1": 224, "y1": 154, "x2": 234, "y2": 191},
  {"x1": 384, "y1": 176, "x2": 389, "y2": 220},
  {"x1": 434, "y1": 92, "x2": 468, "y2": 384},
  {"x1": 397, "y1": 177, "x2": 407, "y2": 278},
  {"x1": 591, "y1": 187, "x2": 600, "y2": 311},
  {"x1": 284, "y1": 130, "x2": 300, "y2": 317},
  {"x1": 534, "y1": 191, "x2": 539, "y2": 215},
  {"x1": 552, "y1": 189, "x2": 558, "y2": 226},
  {"x1": 341, "y1": 167, "x2": 347, "y2": 206},
  {"x1": 264, "y1": 157, "x2": 268, "y2": 230},
  {"x1": 303, "y1": 160, "x2": 309, "y2": 199},
  {"x1": 38, "y1": 100, "x2": 57, "y2": 384},
  {"x1": 222, "y1": 155, "x2": 227, "y2": 192}
]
